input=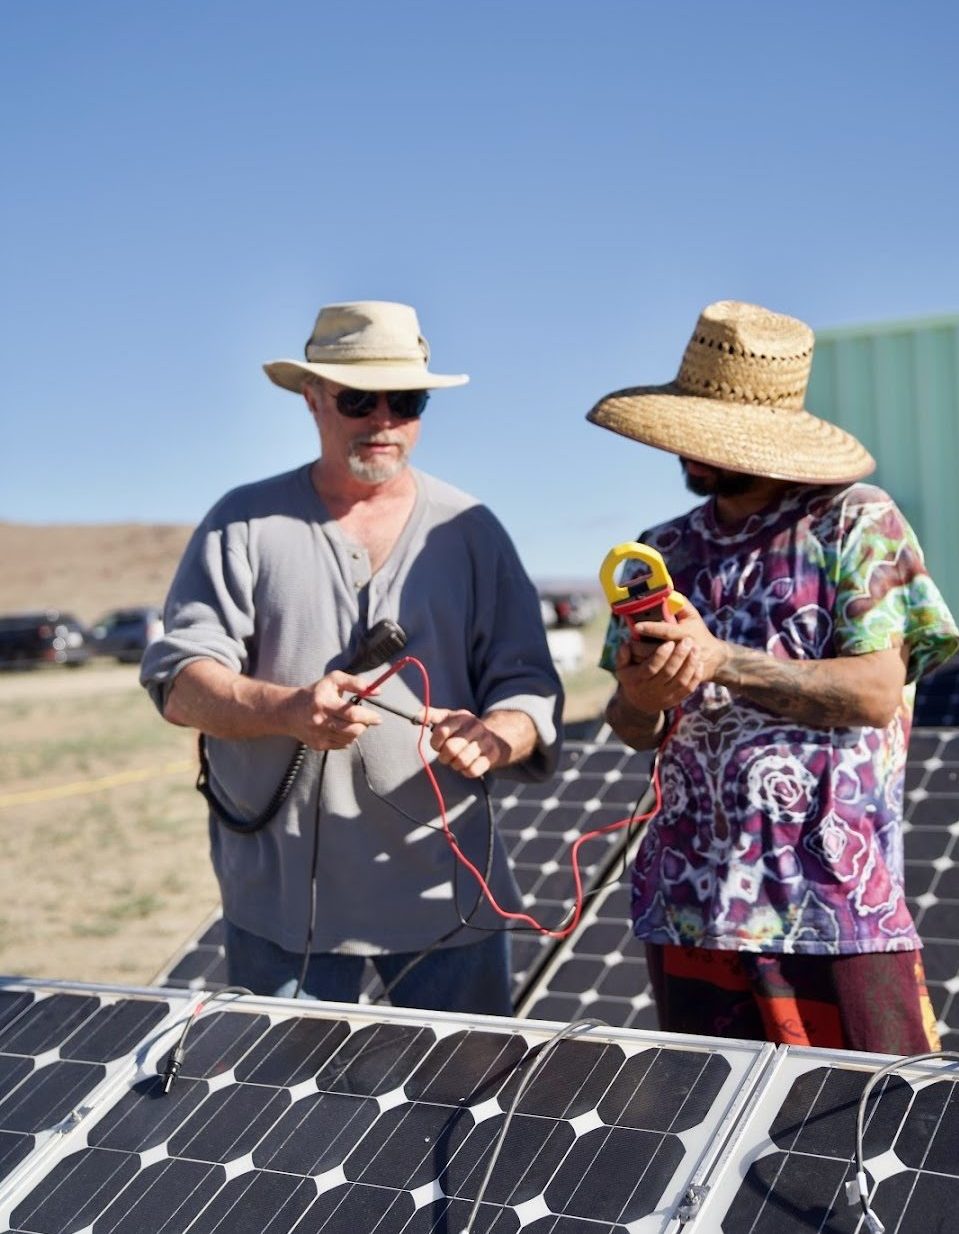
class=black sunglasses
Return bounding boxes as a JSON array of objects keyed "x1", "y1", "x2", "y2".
[{"x1": 334, "y1": 388, "x2": 430, "y2": 420}]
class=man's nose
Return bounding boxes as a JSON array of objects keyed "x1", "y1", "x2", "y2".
[{"x1": 368, "y1": 393, "x2": 402, "y2": 423}]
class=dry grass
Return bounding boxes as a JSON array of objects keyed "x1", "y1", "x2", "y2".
[{"x1": 0, "y1": 670, "x2": 218, "y2": 984}]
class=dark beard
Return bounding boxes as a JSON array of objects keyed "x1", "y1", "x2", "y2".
[{"x1": 681, "y1": 460, "x2": 760, "y2": 499}]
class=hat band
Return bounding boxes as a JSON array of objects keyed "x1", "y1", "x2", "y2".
[
  {"x1": 305, "y1": 333, "x2": 430, "y2": 365},
  {"x1": 304, "y1": 352, "x2": 429, "y2": 367},
  {"x1": 673, "y1": 370, "x2": 807, "y2": 409}
]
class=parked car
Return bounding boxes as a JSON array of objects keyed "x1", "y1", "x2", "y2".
[
  {"x1": 538, "y1": 591, "x2": 599, "y2": 629},
  {"x1": 0, "y1": 611, "x2": 93, "y2": 670},
  {"x1": 88, "y1": 606, "x2": 164, "y2": 663}
]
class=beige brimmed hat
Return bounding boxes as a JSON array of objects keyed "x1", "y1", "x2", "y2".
[
  {"x1": 587, "y1": 300, "x2": 875, "y2": 483},
  {"x1": 263, "y1": 300, "x2": 469, "y2": 393}
]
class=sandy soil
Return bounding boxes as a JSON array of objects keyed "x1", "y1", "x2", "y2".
[{"x1": 0, "y1": 676, "x2": 218, "y2": 986}]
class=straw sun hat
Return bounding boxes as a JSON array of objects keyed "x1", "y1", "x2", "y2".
[
  {"x1": 587, "y1": 300, "x2": 875, "y2": 484},
  {"x1": 263, "y1": 301, "x2": 469, "y2": 394}
]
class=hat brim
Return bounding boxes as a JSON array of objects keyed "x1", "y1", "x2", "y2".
[
  {"x1": 587, "y1": 383, "x2": 875, "y2": 485},
  {"x1": 263, "y1": 359, "x2": 469, "y2": 394}
]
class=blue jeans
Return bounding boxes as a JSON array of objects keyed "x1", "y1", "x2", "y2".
[{"x1": 223, "y1": 920, "x2": 513, "y2": 1016}]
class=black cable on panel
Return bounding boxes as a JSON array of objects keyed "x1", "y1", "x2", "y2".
[
  {"x1": 161, "y1": 985, "x2": 254, "y2": 1094},
  {"x1": 292, "y1": 750, "x2": 332, "y2": 999}
]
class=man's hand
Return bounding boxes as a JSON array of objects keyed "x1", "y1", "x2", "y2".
[
  {"x1": 421, "y1": 707, "x2": 537, "y2": 779},
  {"x1": 286, "y1": 671, "x2": 382, "y2": 751},
  {"x1": 605, "y1": 599, "x2": 711, "y2": 751},
  {"x1": 614, "y1": 600, "x2": 710, "y2": 715},
  {"x1": 627, "y1": 599, "x2": 729, "y2": 686},
  {"x1": 165, "y1": 660, "x2": 380, "y2": 749}
]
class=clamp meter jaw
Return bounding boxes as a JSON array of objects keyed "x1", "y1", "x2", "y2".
[{"x1": 599, "y1": 541, "x2": 685, "y2": 636}]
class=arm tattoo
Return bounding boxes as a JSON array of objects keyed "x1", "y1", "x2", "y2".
[{"x1": 717, "y1": 645, "x2": 869, "y2": 728}]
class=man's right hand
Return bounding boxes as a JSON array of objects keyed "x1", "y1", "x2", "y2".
[
  {"x1": 286, "y1": 671, "x2": 382, "y2": 750},
  {"x1": 164, "y1": 659, "x2": 381, "y2": 749}
]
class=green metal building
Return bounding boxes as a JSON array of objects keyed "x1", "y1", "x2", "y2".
[{"x1": 806, "y1": 313, "x2": 959, "y2": 621}]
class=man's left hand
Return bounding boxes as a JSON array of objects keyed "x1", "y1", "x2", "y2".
[{"x1": 422, "y1": 708, "x2": 536, "y2": 779}]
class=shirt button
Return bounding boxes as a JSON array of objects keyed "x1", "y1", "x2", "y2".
[{"x1": 351, "y1": 551, "x2": 361, "y2": 560}]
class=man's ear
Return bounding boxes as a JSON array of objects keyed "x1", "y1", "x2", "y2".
[{"x1": 302, "y1": 380, "x2": 321, "y2": 415}]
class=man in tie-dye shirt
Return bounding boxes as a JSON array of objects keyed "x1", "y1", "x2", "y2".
[{"x1": 588, "y1": 301, "x2": 958, "y2": 1054}]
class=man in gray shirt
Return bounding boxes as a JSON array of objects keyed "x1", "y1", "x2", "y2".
[{"x1": 141, "y1": 300, "x2": 562, "y2": 1014}]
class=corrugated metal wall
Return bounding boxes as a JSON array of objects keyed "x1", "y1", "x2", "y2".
[{"x1": 807, "y1": 315, "x2": 959, "y2": 620}]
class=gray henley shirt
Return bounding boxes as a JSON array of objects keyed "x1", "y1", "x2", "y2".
[{"x1": 140, "y1": 464, "x2": 563, "y2": 954}]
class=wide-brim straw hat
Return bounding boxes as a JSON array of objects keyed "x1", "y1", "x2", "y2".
[
  {"x1": 587, "y1": 300, "x2": 875, "y2": 484},
  {"x1": 264, "y1": 300, "x2": 469, "y2": 393}
]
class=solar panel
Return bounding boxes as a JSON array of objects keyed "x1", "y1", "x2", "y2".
[
  {"x1": 915, "y1": 660, "x2": 959, "y2": 727},
  {"x1": 155, "y1": 717, "x2": 959, "y2": 1053},
  {"x1": 491, "y1": 738, "x2": 653, "y2": 1000},
  {"x1": 0, "y1": 982, "x2": 184, "y2": 1195},
  {"x1": 690, "y1": 1044, "x2": 959, "y2": 1232},
  {"x1": 154, "y1": 911, "x2": 228, "y2": 991},
  {"x1": 0, "y1": 982, "x2": 772, "y2": 1234},
  {"x1": 903, "y1": 728, "x2": 959, "y2": 1050}
]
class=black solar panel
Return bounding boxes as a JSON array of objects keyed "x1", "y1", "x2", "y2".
[
  {"x1": 903, "y1": 728, "x2": 959, "y2": 1050},
  {"x1": 692, "y1": 1045, "x2": 959, "y2": 1232},
  {"x1": 915, "y1": 660, "x2": 959, "y2": 727},
  {"x1": 516, "y1": 872, "x2": 656, "y2": 1034},
  {"x1": 494, "y1": 739, "x2": 653, "y2": 999},
  {"x1": 154, "y1": 912, "x2": 228, "y2": 991},
  {"x1": 0, "y1": 985, "x2": 770, "y2": 1234},
  {"x1": 4, "y1": 981, "x2": 959, "y2": 1233},
  {"x1": 155, "y1": 713, "x2": 959, "y2": 1056},
  {"x1": 0, "y1": 984, "x2": 179, "y2": 1192}
]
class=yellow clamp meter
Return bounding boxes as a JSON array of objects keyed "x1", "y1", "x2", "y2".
[{"x1": 599, "y1": 541, "x2": 685, "y2": 636}]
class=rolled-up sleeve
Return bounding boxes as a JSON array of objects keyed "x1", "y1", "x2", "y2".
[
  {"x1": 140, "y1": 513, "x2": 255, "y2": 715},
  {"x1": 470, "y1": 518, "x2": 564, "y2": 781}
]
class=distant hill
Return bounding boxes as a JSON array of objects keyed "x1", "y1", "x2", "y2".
[
  {"x1": 0, "y1": 521, "x2": 604, "y2": 629},
  {"x1": 0, "y1": 522, "x2": 194, "y2": 623}
]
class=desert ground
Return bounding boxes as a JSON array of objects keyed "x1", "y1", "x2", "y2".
[{"x1": 0, "y1": 522, "x2": 611, "y2": 987}]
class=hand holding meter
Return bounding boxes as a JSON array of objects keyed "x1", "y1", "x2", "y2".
[{"x1": 599, "y1": 541, "x2": 685, "y2": 640}]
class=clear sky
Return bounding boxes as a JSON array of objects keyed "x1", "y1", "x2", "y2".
[{"x1": 2, "y1": 1, "x2": 956, "y2": 583}]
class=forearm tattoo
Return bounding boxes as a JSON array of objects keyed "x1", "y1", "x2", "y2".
[{"x1": 717, "y1": 645, "x2": 867, "y2": 728}]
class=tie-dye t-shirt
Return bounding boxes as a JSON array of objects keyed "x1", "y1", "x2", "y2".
[{"x1": 601, "y1": 483, "x2": 959, "y2": 955}]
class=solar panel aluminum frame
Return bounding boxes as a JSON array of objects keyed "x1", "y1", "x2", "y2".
[{"x1": 0, "y1": 981, "x2": 775, "y2": 1234}]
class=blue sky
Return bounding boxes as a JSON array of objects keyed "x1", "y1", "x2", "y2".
[{"x1": 2, "y1": 1, "x2": 957, "y2": 582}]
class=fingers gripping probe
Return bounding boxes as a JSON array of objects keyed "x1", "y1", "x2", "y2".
[{"x1": 346, "y1": 620, "x2": 433, "y2": 729}]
